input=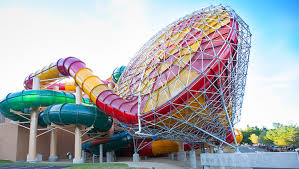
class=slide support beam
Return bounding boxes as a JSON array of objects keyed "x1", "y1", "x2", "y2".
[
  {"x1": 99, "y1": 144, "x2": 103, "y2": 163},
  {"x1": 49, "y1": 86, "x2": 59, "y2": 162},
  {"x1": 27, "y1": 77, "x2": 40, "y2": 162},
  {"x1": 73, "y1": 86, "x2": 83, "y2": 163}
]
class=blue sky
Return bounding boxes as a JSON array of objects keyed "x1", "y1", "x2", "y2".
[{"x1": 0, "y1": 0, "x2": 298, "y2": 129}]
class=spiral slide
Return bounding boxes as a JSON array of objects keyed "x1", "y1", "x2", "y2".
[
  {"x1": 0, "y1": 90, "x2": 113, "y2": 132},
  {"x1": 0, "y1": 89, "x2": 134, "y2": 154}
]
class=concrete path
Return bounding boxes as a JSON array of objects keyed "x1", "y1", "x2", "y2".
[{"x1": 239, "y1": 145, "x2": 269, "y2": 153}]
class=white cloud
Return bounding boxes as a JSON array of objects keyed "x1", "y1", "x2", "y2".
[
  {"x1": 237, "y1": 40, "x2": 299, "y2": 129},
  {"x1": 0, "y1": 1, "x2": 152, "y2": 99}
]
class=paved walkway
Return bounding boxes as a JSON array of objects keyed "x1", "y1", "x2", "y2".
[
  {"x1": 115, "y1": 156, "x2": 199, "y2": 169},
  {"x1": 239, "y1": 145, "x2": 269, "y2": 153}
]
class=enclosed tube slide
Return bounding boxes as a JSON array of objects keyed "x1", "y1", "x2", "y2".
[
  {"x1": 82, "y1": 131, "x2": 132, "y2": 154},
  {"x1": 41, "y1": 103, "x2": 112, "y2": 132},
  {"x1": 83, "y1": 132, "x2": 206, "y2": 156},
  {"x1": 0, "y1": 90, "x2": 112, "y2": 131},
  {"x1": 46, "y1": 82, "x2": 76, "y2": 92},
  {"x1": 0, "y1": 90, "x2": 135, "y2": 153},
  {"x1": 82, "y1": 133, "x2": 183, "y2": 156}
]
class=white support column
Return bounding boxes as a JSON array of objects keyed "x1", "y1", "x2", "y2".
[
  {"x1": 168, "y1": 152, "x2": 175, "y2": 160},
  {"x1": 99, "y1": 144, "x2": 103, "y2": 163},
  {"x1": 107, "y1": 121, "x2": 115, "y2": 162},
  {"x1": 92, "y1": 154, "x2": 95, "y2": 163},
  {"x1": 209, "y1": 145, "x2": 214, "y2": 153},
  {"x1": 75, "y1": 85, "x2": 82, "y2": 105},
  {"x1": 106, "y1": 151, "x2": 113, "y2": 162},
  {"x1": 49, "y1": 86, "x2": 59, "y2": 162},
  {"x1": 27, "y1": 77, "x2": 40, "y2": 162},
  {"x1": 82, "y1": 150, "x2": 86, "y2": 161},
  {"x1": 218, "y1": 149, "x2": 225, "y2": 169},
  {"x1": 189, "y1": 150, "x2": 197, "y2": 169},
  {"x1": 133, "y1": 153, "x2": 140, "y2": 162},
  {"x1": 73, "y1": 125, "x2": 83, "y2": 163},
  {"x1": 177, "y1": 142, "x2": 187, "y2": 161},
  {"x1": 48, "y1": 128, "x2": 58, "y2": 162},
  {"x1": 73, "y1": 85, "x2": 83, "y2": 164}
]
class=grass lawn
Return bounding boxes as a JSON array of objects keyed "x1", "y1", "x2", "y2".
[
  {"x1": 0, "y1": 160, "x2": 136, "y2": 169},
  {"x1": 0, "y1": 160, "x2": 13, "y2": 164}
]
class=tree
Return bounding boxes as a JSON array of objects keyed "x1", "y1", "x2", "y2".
[
  {"x1": 294, "y1": 132, "x2": 299, "y2": 147},
  {"x1": 273, "y1": 122, "x2": 283, "y2": 129},
  {"x1": 258, "y1": 130, "x2": 273, "y2": 145},
  {"x1": 249, "y1": 134, "x2": 258, "y2": 144},
  {"x1": 241, "y1": 125, "x2": 263, "y2": 144},
  {"x1": 265, "y1": 123, "x2": 299, "y2": 147}
]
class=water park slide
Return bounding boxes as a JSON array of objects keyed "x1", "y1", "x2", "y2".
[
  {"x1": 82, "y1": 133, "x2": 186, "y2": 156},
  {"x1": 0, "y1": 89, "x2": 134, "y2": 152},
  {"x1": 1, "y1": 66, "x2": 183, "y2": 157},
  {"x1": 82, "y1": 132, "x2": 132, "y2": 155},
  {"x1": 1, "y1": 8, "x2": 240, "y2": 158},
  {"x1": 0, "y1": 89, "x2": 147, "y2": 156},
  {"x1": 0, "y1": 90, "x2": 112, "y2": 132},
  {"x1": 22, "y1": 9, "x2": 238, "y2": 141}
]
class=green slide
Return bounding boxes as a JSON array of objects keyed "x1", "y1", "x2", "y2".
[{"x1": 0, "y1": 90, "x2": 112, "y2": 131}]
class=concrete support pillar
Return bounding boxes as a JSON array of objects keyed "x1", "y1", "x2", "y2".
[
  {"x1": 209, "y1": 145, "x2": 214, "y2": 153},
  {"x1": 178, "y1": 142, "x2": 184, "y2": 152},
  {"x1": 99, "y1": 144, "x2": 103, "y2": 163},
  {"x1": 218, "y1": 149, "x2": 225, "y2": 169},
  {"x1": 177, "y1": 142, "x2": 187, "y2": 161},
  {"x1": 107, "y1": 120, "x2": 115, "y2": 162},
  {"x1": 49, "y1": 86, "x2": 59, "y2": 162},
  {"x1": 189, "y1": 150, "x2": 197, "y2": 168},
  {"x1": 133, "y1": 153, "x2": 140, "y2": 162},
  {"x1": 168, "y1": 152, "x2": 175, "y2": 160},
  {"x1": 73, "y1": 86, "x2": 83, "y2": 164},
  {"x1": 201, "y1": 143, "x2": 206, "y2": 153},
  {"x1": 106, "y1": 152, "x2": 113, "y2": 162},
  {"x1": 75, "y1": 85, "x2": 82, "y2": 105},
  {"x1": 92, "y1": 154, "x2": 96, "y2": 163},
  {"x1": 27, "y1": 77, "x2": 40, "y2": 162},
  {"x1": 73, "y1": 126, "x2": 83, "y2": 163},
  {"x1": 82, "y1": 150, "x2": 86, "y2": 161},
  {"x1": 48, "y1": 128, "x2": 58, "y2": 162},
  {"x1": 177, "y1": 152, "x2": 187, "y2": 161}
]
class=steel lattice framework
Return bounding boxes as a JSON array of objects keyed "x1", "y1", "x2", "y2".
[{"x1": 115, "y1": 5, "x2": 251, "y2": 148}]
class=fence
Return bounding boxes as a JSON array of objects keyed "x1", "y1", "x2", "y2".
[{"x1": 201, "y1": 152, "x2": 299, "y2": 169}]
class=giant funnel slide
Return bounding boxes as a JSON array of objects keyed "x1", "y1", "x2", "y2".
[
  {"x1": 22, "y1": 9, "x2": 238, "y2": 143},
  {"x1": 0, "y1": 7, "x2": 243, "y2": 157}
]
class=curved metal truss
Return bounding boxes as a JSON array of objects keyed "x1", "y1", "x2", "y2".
[{"x1": 116, "y1": 4, "x2": 251, "y2": 148}]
